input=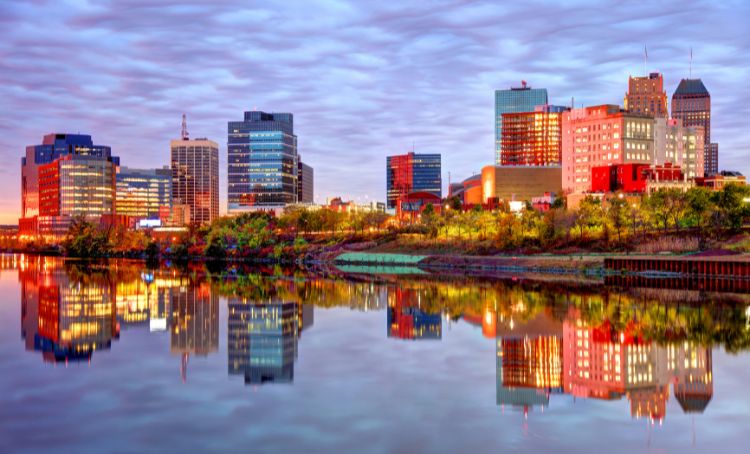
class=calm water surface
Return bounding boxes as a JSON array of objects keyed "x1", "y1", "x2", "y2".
[{"x1": 1, "y1": 254, "x2": 749, "y2": 453}]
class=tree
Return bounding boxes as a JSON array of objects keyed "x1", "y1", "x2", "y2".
[
  {"x1": 574, "y1": 196, "x2": 603, "y2": 240},
  {"x1": 421, "y1": 203, "x2": 439, "y2": 238},
  {"x1": 62, "y1": 216, "x2": 111, "y2": 257},
  {"x1": 607, "y1": 195, "x2": 629, "y2": 243},
  {"x1": 712, "y1": 183, "x2": 750, "y2": 233}
]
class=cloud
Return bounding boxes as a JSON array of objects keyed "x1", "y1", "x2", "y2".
[{"x1": 0, "y1": 0, "x2": 748, "y2": 222}]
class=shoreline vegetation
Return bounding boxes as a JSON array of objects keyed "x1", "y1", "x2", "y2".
[{"x1": 5, "y1": 185, "x2": 750, "y2": 276}]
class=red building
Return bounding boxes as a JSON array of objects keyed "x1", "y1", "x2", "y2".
[
  {"x1": 396, "y1": 191, "x2": 442, "y2": 221},
  {"x1": 591, "y1": 163, "x2": 683, "y2": 193},
  {"x1": 695, "y1": 171, "x2": 746, "y2": 190}
]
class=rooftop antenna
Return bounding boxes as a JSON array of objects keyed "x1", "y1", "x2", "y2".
[
  {"x1": 181, "y1": 114, "x2": 189, "y2": 140},
  {"x1": 412, "y1": 141, "x2": 415, "y2": 153},
  {"x1": 644, "y1": 44, "x2": 648, "y2": 76},
  {"x1": 689, "y1": 47, "x2": 693, "y2": 78}
]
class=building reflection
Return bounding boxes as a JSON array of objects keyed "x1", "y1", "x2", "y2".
[
  {"x1": 387, "y1": 287, "x2": 441, "y2": 340},
  {"x1": 170, "y1": 282, "x2": 219, "y2": 382},
  {"x1": 495, "y1": 312, "x2": 563, "y2": 412},
  {"x1": 19, "y1": 256, "x2": 119, "y2": 363},
  {"x1": 494, "y1": 307, "x2": 713, "y2": 421},
  {"x1": 228, "y1": 299, "x2": 313, "y2": 385}
]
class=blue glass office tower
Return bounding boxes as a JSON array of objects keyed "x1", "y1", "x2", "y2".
[
  {"x1": 21, "y1": 133, "x2": 119, "y2": 223},
  {"x1": 495, "y1": 83, "x2": 548, "y2": 164},
  {"x1": 386, "y1": 152, "x2": 442, "y2": 209},
  {"x1": 227, "y1": 111, "x2": 297, "y2": 212}
]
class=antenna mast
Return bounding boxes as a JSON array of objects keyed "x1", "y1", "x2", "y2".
[
  {"x1": 689, "y1": 47, "x2": 693, "y2": 78},
  {"x1": 181, "y1": 114, "x2": 189, "y2": 140},
  {"x1": 644, "y1": 44, "x2": 648, "y2": 76}
]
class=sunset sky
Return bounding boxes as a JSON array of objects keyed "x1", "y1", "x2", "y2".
[{"x1": 1, "y1": 0, "x2": 748, "y2": 223}]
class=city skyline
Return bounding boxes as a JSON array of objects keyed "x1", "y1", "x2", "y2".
[{"x1": 1, "y1": 1, "x2": 749, "y2": 223}]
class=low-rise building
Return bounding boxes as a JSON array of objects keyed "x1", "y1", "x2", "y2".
[
  {"x1": 481, "y1": 165, "x2": 562, "y2": 204},
  {"x1": 695, "y1": 171, "x2": 746, "y2": 190}
]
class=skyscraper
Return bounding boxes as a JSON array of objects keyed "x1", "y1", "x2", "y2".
[
  {"x1": 20, "y1": 133, "x2": 119, "y2": 237},
  {"x1": 707, "y1": 143, "x2": 719, "y2": 176},
  {"x1": 116, "y1": 167, "x2": 172, "y2": 220},
  {"x1": 170, "y1": 119, "x2": 219, "y2": 224},
  {"x1": 653, "y1": 118, "x2": 705, "y2": 179},
  {"x1": 386, "y1": 152, "x2": 441, "y2": 209},
  {"x1": 297, "y1": 159, "x2": 314, "y2": 204},
  {"x1": 500, "y1": 105, "x2": 568, "y2": 166},
  {"x1": 227, "y1": 111, "x2": 298, "y2": 212},
  {"x1": 495, "y1": 82, "x2": 548, "y2": 164},
  {"x1": 671, "y1": 79, "x2": 713, "y2": 176},
  {"x1": 624, "y1": 72, "x2": 668, "y2": 117}
]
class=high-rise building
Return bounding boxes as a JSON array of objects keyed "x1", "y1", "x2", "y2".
[
  {"x1": 227, "y1": 111, "x2": 298, "y2": 212},
  {"x1": 116, "y1": 166, "x2": 172, "y2": 220},
  {"x1": 495, "y1": 82, "x2": 548, "y2": 164},
  {"x1": 19, "y1": 133, "x2": 119, "y2": 237},
  {"x1": 624, "y1": 72, "x2": 668, "y2": 117},
  {"x1": 561, "y1": 105, "x2": 655, "y2": 194},
  {"x1": 671, "y1": 79, "x2": 713, "y2": 176},
  {"x1": 500, "y1": 105, "x2": 568, "y2": 166},
  {"x1": 385, "y1": 152, "x2": 441, "y2": 209},
  {"x1": 170, "y1": 127, "x2": 219, "y2": 225},
  {"x1": 707, "y1": 143, "x2": 719, "y2": 176},
  {"x1": 297, "y1": 159, "x2": 314, "y2": 204},
  {"x1": 653, "y1": 118, "x2": 705, "y2": 179}
]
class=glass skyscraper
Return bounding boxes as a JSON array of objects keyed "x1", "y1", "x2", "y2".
[
  {"x1": 116, "y1": 167, "x2": 172, "y2": 220},
  {"x1": 495, "y1": 83, "x2": 548, "y2": 164},
  {"x1": 227, "y1": 111, "x2": 298, "y2": 212},
  {"x1": 386, "y1": 152, "x2": 442, "y2": 209}
]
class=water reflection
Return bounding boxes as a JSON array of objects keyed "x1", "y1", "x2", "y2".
[
  {"x1": 493, "y1": 308, "x2": 713, "y2": 421},
  {"x1": 228, "y1": 299, "x2": 313, "y2": 385},
  {"x1": 20, "y1": 258, "x2": 119, "y2": 363},
  {"x1": 9, "y1": 255, "x2": 748, "y2": 425},
  {"x1": 170, "y1": 283, "x2": 218, "y2": 382},
  {"x1": 387, "y1": 288, "x2": 441, "y2": 340}
]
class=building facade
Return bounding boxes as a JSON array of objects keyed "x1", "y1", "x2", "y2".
[
  {"x1": 297, "y1": 160, "x2": 314, "y2": 204},
  {"x1": 624, "y1": 72, "x2": 668, "y2": 117},
  {"x1": 671, "y1": 79, "x2": 713, "y2": 176},
  {"x1": 500, "y1": 105, "x2": 568, "y2": 166},
  {"x1": 170, "y1": 137, "x2": 219, "y2": 224},
  {"x1": 116, "y1": 167, "x2": 172, "y2": 220},
  {"x1": 227, "y1": 111, "x2": 298, "y2": 212},
  {"x1": 653, "y1": 117, "x2": 705, "y2": 179},
  {"x1": 707, "y1": 143, "x2": 719, "y2": 176},
  {"x1": 386, "y1": 152, "x2": 441, "y2": 209},
  {"x1": 495, "y1": 82, "x2": 548, "y2": 164},
  {"x1": 561, "y1": 105, "x2": 655, "y2": 194},
  {"x1": 20, "y1": 133, "x2": 119, "y2": 237},
  {"x1": 481, "y1": 165, "x2": 562, "y2": 204}
]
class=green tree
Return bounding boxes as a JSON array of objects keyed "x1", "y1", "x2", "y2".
[{"x1": 607, "y1": 195, "x2": 629, "y2": 243}]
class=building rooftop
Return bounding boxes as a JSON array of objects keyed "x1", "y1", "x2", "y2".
[{"x1": 673, "y1": 78, "x2": 709, "y2": 96}]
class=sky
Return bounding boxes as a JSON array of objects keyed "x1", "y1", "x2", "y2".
[{"x1": 0, "y1": 0, "x2": 748, "y2": 224}]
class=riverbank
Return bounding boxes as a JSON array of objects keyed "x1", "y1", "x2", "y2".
[{"x1": 331, "y1": 248, "x2": 750, "y2": 280}]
